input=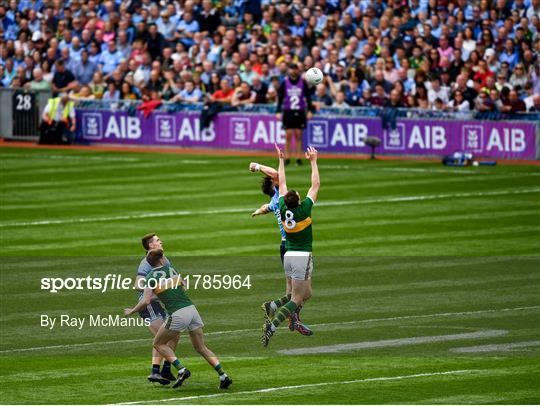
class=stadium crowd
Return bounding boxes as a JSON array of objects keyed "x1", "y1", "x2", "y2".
[{"x1": 1, "y1": 0, "x2": 539, "y2": 113}]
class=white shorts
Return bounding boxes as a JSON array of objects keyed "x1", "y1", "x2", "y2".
[
  {"x1": 284, "y1": 251, "x2": 313, "y2": 280},
  {"x1": 165, "y1": 305, "x2": 204, "y2": 332}
]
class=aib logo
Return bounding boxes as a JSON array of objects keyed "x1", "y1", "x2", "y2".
[
  {"x1": 462, "y1": 125, "x2": 484, "y2": 152},
  {"x1": 384, "y1": 123, "x2": 405, "y2": 150},
  {"x1": 308, "y1": 121, "x2": 328, "y2": 147},
  {"x1": 155, "y1": 115, "x2": 176, "y2": 142},
  {"x1": 230, "y1": 118, "x2": 250, "y2": 145},
  {"x1": 82, "y1": 113, "x2": 102, "y2": 140}
]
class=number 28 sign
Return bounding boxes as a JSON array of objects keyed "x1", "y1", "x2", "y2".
[{"x1": 13, "y1": 92, "x2": 35, "y2": 111}]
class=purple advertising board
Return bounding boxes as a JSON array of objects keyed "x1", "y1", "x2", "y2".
[{"x1": 76, "y1": 109, "x2": 538, "y2": 160}]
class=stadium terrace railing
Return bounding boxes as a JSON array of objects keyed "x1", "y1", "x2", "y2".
[
  {"x1": 74, "y1": 99, "x2": 540, "y2": 160},
  {"x1": 74, "y1": 99, "x2": 540, "y2": 122}
]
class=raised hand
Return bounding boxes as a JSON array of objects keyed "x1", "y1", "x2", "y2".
[
  {"x1": 275, "y1": 143, "x2": 285, "y2": 159},
  {"x1": 305, "y1": 146, "x2": 318, "y2": 161}
]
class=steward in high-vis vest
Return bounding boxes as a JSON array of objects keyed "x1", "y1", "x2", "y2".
[{"x1": 39, "y1": 92, "x2": 76, "y2": 145}]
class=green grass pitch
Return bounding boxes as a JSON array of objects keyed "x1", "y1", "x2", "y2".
[{"x1": 0, "y1": 146, "x2": 539, "y2": 404}]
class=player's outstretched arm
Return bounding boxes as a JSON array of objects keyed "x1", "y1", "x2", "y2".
[
  {"x1": 275, "y1": 143, "x2": 287, "y2": 195},
  {"x1": 249, "y1": 162, "x2": 278, "y2": 182},
  {"x1": 306, "y1": 146, "x2": 320, "y2": 202},
  {"x1": 124, "y1": 287, "x2": 153, "y2": 316},
  {"x1": 251, "y1": 203, "x2": 270, "y2": 217}
]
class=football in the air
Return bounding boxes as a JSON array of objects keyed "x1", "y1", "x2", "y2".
[{"x1": 305, "y1": 67, "x2": 324, "y2": 86}]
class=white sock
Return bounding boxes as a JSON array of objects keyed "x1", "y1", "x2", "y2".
[
  {"x1": 269, "y1": 302, "x2": 278, "y2": 311},
  {"x1": 219, "y1": 374, "x2": 228, "y2": 381},
  {"x1": 270, "y1": 323, "x2": 277, "y2": 332}
]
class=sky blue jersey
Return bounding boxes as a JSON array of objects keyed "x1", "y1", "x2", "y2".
[
  {"x1": 268, "y1": 186, "x2": 286, "y2": 240},
  {"x1": 136, "y1": 255, "x2": 171, "y2": 300}
]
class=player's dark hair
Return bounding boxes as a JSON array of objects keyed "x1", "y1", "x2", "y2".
[
  {"x1": 261, "y1": 176, "x2": 274, "y2": 197},
  {"x1": 141, "y1": 233, "x2": 156, "y2": 251},
  {"x1": 284, "y1": 190, "x2": 300, "y2": 208},
  {"x1": 146, "y1": 249, "x2": 164, "y2": 268}
]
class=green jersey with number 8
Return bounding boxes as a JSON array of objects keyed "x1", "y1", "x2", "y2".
[{"x1": 279, "y1": 196, "x2": 314, "y2": 252}]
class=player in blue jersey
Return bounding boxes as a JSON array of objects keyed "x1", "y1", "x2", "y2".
[
  {"x1": 135, "y1": 233, "x2": 179, "y2": 384},
  {"x1": 276, "y1": 63, "x2": 315, "y2": 166},
  {"x1": 249, "y1": 162, "x2": 313, "y2": 336}
]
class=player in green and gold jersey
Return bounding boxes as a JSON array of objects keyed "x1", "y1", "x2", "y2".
[
  {"x1": 261, "y1": 144, "x2": 320, "y2": 347},
  {"x1": 124, "y1": 249, "x2": 232, "y2": 390}
]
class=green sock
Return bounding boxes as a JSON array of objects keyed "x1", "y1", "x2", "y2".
[
  {"x1": 271, "y1": 294, "x2": 291, "y2": 310},
  {"x1": 214, "y1": 363, "x2": 225, "y2": 376},
  {"x1": 172, "y1": 359, "x2": 184, "y2": 371},
  {"x1": 272, "y1": 300, "x2": 298, "y2": 328}
]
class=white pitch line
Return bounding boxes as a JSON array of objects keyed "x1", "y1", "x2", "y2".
[
  {"x1": 1, "y1": 306, "x2": 538, "y2": 354},
  {"x1": 114, "y1": 370, "x2": 478, "y2": 405},
  {"x1": 450, "y1": 340, "x2": 540, "y2": 353},
  {"x1": 277, "y1": 329, "x2": 508, "y2": 355},
  {"x1": 309, "y1": 305, "x2": 540, "y2": 327},
  {"x1": 1, "y1": 187, "x2": 539, "y2": 228}
]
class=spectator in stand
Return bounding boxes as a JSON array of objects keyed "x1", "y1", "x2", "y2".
[
  {"x1": 99, "y1": 40, "x2": 123, "y2": 76},
  {"x1": 251, "y1": 75, "x2": 268, "y2": 104},
  {"x1": 312, "y1": 82, "x2": 333, "y2": 110},
  {"x1": 72, "y1": 49, "x2": 96, "y2": 85},
  {"x1": 332, "y1": 90, "x2": 349, "y2": 108},
  {"x1": 415, "y1": 86, "x2": 430, "y2": 109},
  {"x1": 208, "y1": 79, "x2": 234, "y2": 104},
  {"x1": 156, "y1": 11, "x2": 177, "y2": 43},
  {"x1": 448, "y1": 90, "x2": 471, "y2": 112},
  {"x1": 386, "y1": 89, "x2": 405, "y2": 108},
  {"x1": 499, "y1": 39, "x2": 520, "y2": 70},
  {"x1": 509, "y1": 64, "x2": 529, "y2": 93},
  {"x1": 475, "y1": 91, "x2": 495, "y2": 112},
  {"x1": 489, "y1": 89, "x2": 504, "y2": 112},
  {"x1": 71, "y1": 84, "x2": 96, "y2": 101},
  {"x1": 198, "y1": 0, "x2": 221, "y2": 36},
  {"x1": 370, "y1": 83, "x2": 387, "y2": 107},
  {"x1": 371, "y1": 70, "x2": 392, "y2": 94},
  {"x1": 26, "y1": 67, "x2": 50, "y2": 91},
  {"x1": 89, "y1": 71, "x2": 106, "y2": 99},
  {"x1": 146, "y1": 23, "x2": 166, "y2": 61},
  {"x1": 428, "y1": 78, "x2": 449, "y2": 108},
  {"x1": 178, "y1": 80, "x2": 203, "y2": 103},
  {"x1": 120, "y1": 81, "x2": 138, "y2": 100},
  {"x1": 501, "y1": 89, "x2": 526, "y2": 113},
  {"x1": 51, "y1": 59, "x2": 77, "y2": 96},
  {"x1": 525, "y1": 94, "x2": 540, "y2": 112},
  {"x1": 176, "y1": 11, "x2": 199, "y2": 49},
  {"x1": 102, "y1": 81, "x2": 120, "y2": 101},
  {"x1": 344, "y1": 79, "x2": 364, "y2": 106},
  {"x1": 473, "y1": 60, "x2": 494, "y2": 87},
  {"x1": 232, "y1": 81, "x2": 255, "y2": 106}
]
